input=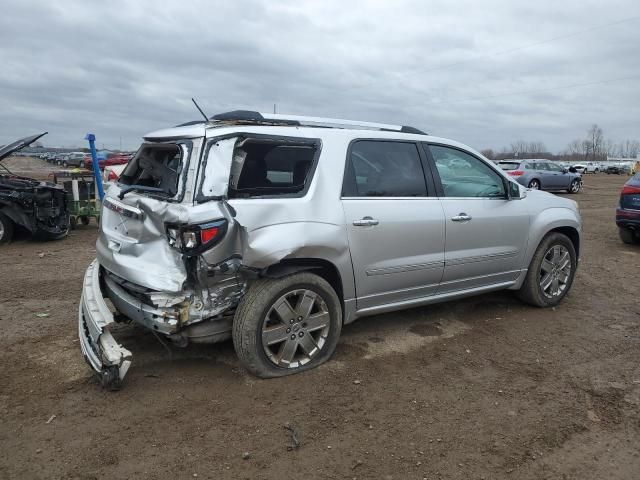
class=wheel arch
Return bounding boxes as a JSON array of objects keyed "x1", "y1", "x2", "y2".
[
  {"x1": 550, "y1": 226, "x2": 580, "y2": 257},
  {"x1": 261, "y1": 258, "x2": 344, "y2": 307},
  {"x1": 520, "y1": 210, "x2": 582, "y2": 276}
]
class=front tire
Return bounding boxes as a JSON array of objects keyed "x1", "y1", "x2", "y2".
[
  {"x1": 517, "y1": 232, "x2": 577, "y2": 307},
  {"x1": 0, "y1": 213, "x2": 15, "y2": 244},
  {"x1": 233, "y1": 272, "x2": 342, "y2": 378},
  {"x1": 567, "y1": 179, "x2": 581, "y2": 194}
]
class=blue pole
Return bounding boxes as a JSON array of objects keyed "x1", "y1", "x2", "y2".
[{"x1": 85, "y1": 133, "x2": 105, "y2": 200}]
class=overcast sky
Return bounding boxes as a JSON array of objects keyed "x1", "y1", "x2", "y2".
[{"x1": 1, "y1": 0, "x2": 638, "y2": 152}]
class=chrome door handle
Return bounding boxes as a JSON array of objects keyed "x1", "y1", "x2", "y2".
[
  {"x1": 451, "y1": 213, "x2": 472, "y2": 222},
  {"x1": 353, "y1": 216, "x2": 379, "y2": 226}
]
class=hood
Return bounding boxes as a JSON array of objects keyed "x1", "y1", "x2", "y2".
[{"x1": 0, "y1": 132, "x2": 48, "y2": 162}]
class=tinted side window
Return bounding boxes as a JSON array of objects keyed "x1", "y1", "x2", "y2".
[
  {"x1": 429, "y1": 145, "x2": 506, "y2": 198},
  {"x1": 343, "y1": 141, "x2": 427, "y2": 197}
]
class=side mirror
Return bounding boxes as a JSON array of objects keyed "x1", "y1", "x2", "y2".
[
  {"x1": 562, "y1": 167, "x2": 568, "y2": 173},
  {"x1": 508, "y1": 180, "x2": 524, "y2": 199}
]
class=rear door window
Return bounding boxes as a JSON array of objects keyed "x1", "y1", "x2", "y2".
[
  {"x1": 342, "y1": 140, "x2": 427, "y2": 197},
  {"x1": 228, "y1": 137, "x2": 319, "y2": 198}
]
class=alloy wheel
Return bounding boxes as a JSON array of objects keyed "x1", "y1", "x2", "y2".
[
  {"x1": 261, "y1": 289, "x2": 331, "y2": 368},
  {"x1": 529, "y1": 180, "x2": 540, "y2": 190},
  {"x1": 539, "y1": 245, "x2": 571, "y2": 298},
  {"x1": 571, "y1": 180, "x2": 581, "y2": 193}
]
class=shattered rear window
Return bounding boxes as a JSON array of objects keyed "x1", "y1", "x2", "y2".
[{"x1": 118, "y1": 143, "x2": 184, "y2": 198}]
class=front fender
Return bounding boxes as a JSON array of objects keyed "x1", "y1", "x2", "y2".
[{"x1": 521, "y1": 207, "x2": 582, "y2": 270}]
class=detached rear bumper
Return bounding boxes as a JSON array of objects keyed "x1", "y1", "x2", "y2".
[{"x1": 79, "y1": 259, "x2": 132, "y2": 389}]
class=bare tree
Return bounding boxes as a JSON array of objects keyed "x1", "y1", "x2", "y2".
[
  {"x1": 586, "y1": 124, "x2": 604, "y2": 160},
  {"x1": 527, "y1": 141, "x2": 547, "y2": 156},
  {"x1": 510, "y1": 140, "x2": 528, "y2": 157},
  {"x1": 480, "y1": 148, "x2": 495, "y2": 159}
]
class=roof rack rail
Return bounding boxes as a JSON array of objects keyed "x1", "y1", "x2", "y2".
[{"x1": 209, "y1": 110, "x2": 427, "y2": 134}]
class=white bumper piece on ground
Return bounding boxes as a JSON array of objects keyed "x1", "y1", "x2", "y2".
[{"x1": 78, "y1": 259, "x2": 132, "y2": 389}]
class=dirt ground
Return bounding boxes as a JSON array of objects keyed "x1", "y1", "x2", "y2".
[{"x1": 1, "y1": 159, "x2": 639, "y2": 480}]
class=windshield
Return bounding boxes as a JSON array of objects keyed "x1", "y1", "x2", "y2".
[
  {"x1": 118, "y1": 143, "x2": 185, "y2": 199},
  {"x1": 498, "y1": 162, "x2": 520, "y2": 171}
]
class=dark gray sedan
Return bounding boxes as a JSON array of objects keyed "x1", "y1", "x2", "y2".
[{"x1": 498, "y1": 160, "x2": 582, "y2": 193}]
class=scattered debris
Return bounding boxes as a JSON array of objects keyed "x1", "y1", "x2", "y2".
[
  {"x1": 351, "y1": 460, "x2": 363, "y2": 470},
  {"x1": 35, "y1": 312, "x2": 50, "y2": 318},
  {"x1": 353, "y1": 379, "x2": 361, "y2": 385},
  {"x1": 144, "y1": 373, "x2": 160, "y2": 378},
  {"x1": 242, "y1": 451, "x2": 251, "y2": 460},
  {"x1": 283, "y1": 422, "x2": 300, "y2": 450},
  {"x1": 45, "y1": 414, "x2": 56, "y2": 424}
]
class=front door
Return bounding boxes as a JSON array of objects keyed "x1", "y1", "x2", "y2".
[
  {"x1": 424, "y1": 144, "x2": 530, "y2": 293},
  {"x1": 341, "y1": 140, "x2": 445, "y2": 310}
]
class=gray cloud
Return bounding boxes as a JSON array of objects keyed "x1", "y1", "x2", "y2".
[{"x1": 0, "y1": 0, "x2": 638, "y2": 152}]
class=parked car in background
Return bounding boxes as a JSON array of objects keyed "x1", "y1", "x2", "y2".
[
  {"x1": 0, "y1": 133, "x2": 69, "y2": 244},
  {"x1": 606, "y1": 164, "x2": 624, "y2": 175},
  {"x1": 572, "y1": 164, "x2": 587, "y2": 174},
  {"x1": 82, "y1": 152, "x2": 131, "y2": 169},
  {"x1": 616, "y1": 173, "x2": 640, "y2": 244},
  {"x1": 584, "y1": 162, "x2": 600, "y2": 173},
  {"x1": 498, "y1": 160, "x2": 582, "y2": 193},
  {"x1": 79, "y1": 111, "x2": 582, "y2": 388},
  {"x1": 61, "y1": 152, "x2": 85, "y2": 168}
]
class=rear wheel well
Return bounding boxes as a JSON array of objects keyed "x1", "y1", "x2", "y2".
[
  {"x1": 261, "y1": 258, "x2": 344, "y2": 304},
  {"x1": 550, "y1": 226, "x2": 580, "y2": 257}
]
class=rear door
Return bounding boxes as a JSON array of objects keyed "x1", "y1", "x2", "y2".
[
  {"x1": 342, "y1": 140, "x2": 445, "y2": 310},
  {"x1": 424, "y1": 144, "x2": 530, "y2": 293}
]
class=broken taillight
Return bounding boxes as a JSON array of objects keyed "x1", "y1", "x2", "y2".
[
  {"x1": 508, "y1": 170, "x2": 525, "y2": 176},
  {"x1": 166, "y1": 219, "x2": 228, "y2": 256}
]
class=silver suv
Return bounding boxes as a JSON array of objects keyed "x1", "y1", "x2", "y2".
[{"x1": 79, "y1": 111, "x2": 582, "y2": 388}]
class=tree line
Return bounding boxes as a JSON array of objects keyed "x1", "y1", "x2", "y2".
[{"x1": 481, "y1": 124, "x2": 640, "y2": 162}]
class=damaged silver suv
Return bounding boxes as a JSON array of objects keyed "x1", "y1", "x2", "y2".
[{"x1": 79, "y1": 111, "x2": 581, "y2": 388}]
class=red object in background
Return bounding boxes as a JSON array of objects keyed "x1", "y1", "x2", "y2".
[{"x1": 82, "y1": 153, "x2": 130, "y2": 170}]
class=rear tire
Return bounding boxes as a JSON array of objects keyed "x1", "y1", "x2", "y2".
[
  {"x1": 0, "y1": 213, "x2": 15, "y2": 244},
  {"x1": 619, "y1": 227, "x2": 638, "y2": 245},
  {"x1": 517, "y1": 232, "x2": 577, "y2": 307},
  {"x1": 233, "y1": 272, "x2": 342, "y2": 378},
  {"x1": 528, "y1": 179, "x2": 541, "y2": 190}
]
